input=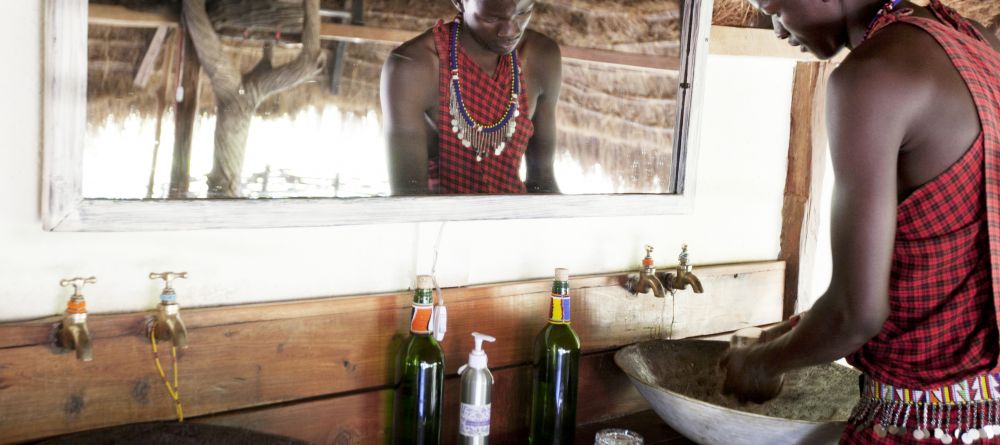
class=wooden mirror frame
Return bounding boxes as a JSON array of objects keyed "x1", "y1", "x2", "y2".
[{"x1": 42, "y1": 0, "x2": 713, "y2": 231}]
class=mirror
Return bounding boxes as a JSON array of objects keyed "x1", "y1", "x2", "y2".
[{"x1": 44, "y1": 0, "x2": 710, "y2": 230}]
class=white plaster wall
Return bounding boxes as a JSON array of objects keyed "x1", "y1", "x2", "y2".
[
  {"x1": 0, "y1": 2, "x2": 797, "y2": 321},
  {"x1": 805, "y1": 150, "x2": 836, "y2": 310}
]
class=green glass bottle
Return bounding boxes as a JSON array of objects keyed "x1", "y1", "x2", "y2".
[
  {"x1": 528, "y1": 268, "x2": 581, "y2": 444},
  {"x1": 392, "y1": 275, "x2": 445, "y2": 445}
]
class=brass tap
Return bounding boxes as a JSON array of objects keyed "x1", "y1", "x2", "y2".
[
  {"x1": 626, "y1": 245, "x2": 666, "y2": 298},
  {"x1": 149, "y1": 272, "x2": 188, "y2": 349},
  {"x1": 58, "y1": 277, "x2": 95, "y2": 361},
  {"x1": 659, "y1": 244, "x2": 704, "y2": 294}
]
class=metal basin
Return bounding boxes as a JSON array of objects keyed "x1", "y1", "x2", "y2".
[{"x1": 615, "y1": 339, "x2": 859, "y2": 445}]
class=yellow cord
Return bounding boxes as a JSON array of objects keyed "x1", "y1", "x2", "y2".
[{"x1": 151, "y1": 323, "x2": 184, "y2": 422}]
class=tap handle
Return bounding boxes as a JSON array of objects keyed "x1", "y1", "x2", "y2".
[
  {"x1": 60, "y1": 276, "x2": 96, "y2": 298},
  {"x1": 678, "y1": 244, "x2": 689, "y2": 266},
  {"x1": 149, "y1": 272, "x2": 188, "y2": 291},
  {"x1": 642, "y1": 245, "x2": 655, "y2": 267}
]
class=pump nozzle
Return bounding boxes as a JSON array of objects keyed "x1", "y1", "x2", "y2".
[
  {"x1": 472, "y1": 332, "x2": 495, "y2": 353},
  {"x1": 460, "y1": 332, "x2": 496, "y2": 372}
]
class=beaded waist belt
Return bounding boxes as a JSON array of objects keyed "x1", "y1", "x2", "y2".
[{"x1": 850, "y1": 372, "x2": 1000, "y2": 444}]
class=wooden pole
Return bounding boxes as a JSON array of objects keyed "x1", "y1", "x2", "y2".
[
  {"x1": 779, "y1": 61, "x2": 831, "y2": 318},
  {"x1": 134, "y1": 26, "x2": 169, "y2": 88},
  {"x1": 147, "y1": 29, "x2": 177, "y2": 199},
  {"x1": 169, "y1": 26, "x2": 202, "y2": 199}
]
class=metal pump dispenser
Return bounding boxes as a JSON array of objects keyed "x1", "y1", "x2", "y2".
[{"x1": 458, "y1": 332, "x2": 496, "y2": 444}]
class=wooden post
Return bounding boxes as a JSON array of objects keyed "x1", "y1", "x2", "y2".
[
  {"x1": 169, "y1": 27, "x2": 202, "y2": 199},
  {"x1": 779, "y1": 61, "x2": 831, "y2": 318},
  {"x1": 350, "y1": 0, "x2": 364, "y2": 25}
]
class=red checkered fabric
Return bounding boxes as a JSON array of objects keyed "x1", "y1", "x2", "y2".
[
  {"x1": 430, "y1": 19, "x2": 533, "y2": 194},
  {"x1": 842, "y1": 1, "x2": 1000, "y2": 443}
]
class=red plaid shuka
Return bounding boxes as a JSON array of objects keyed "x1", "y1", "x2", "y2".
[
  {"x1": 430, "y1": 19, "x2": 533, "y2": 194},
  {"x1": 842, "y1": 1, "x2": 1000, "y2": 444}
]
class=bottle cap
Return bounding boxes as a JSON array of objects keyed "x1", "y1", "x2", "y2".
[
  {"x1": 555, "y1": 268, "x2": 569, "y2": 282},
  {"x1": 416, "y1": 275, "x2": 434, "y2": 290},
  {"x1": 468, "y1": 332, "x2": 496, "y2": 369}
]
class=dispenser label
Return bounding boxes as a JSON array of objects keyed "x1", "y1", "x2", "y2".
[
  {"x1": 410, "y1": 304, "x2": 434, "y2": 334},
  {"x1": 460, "y1": 402, "x2": 491, "y2": 437},
  {"x1": 548, "y1": 295, "x2": 571, "y2": 323}
]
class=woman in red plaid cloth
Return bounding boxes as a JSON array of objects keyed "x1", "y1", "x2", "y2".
[
  {"x1": 721, "y1": 0, "x2": 1000, "y2": 443},
  {"x1": 380, "y1": 0, "x2": 561, "y2": 195}
]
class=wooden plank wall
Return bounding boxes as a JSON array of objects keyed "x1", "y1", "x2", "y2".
[{"x1": 0, "y1": 262, "x2": 783, "y2": 444}]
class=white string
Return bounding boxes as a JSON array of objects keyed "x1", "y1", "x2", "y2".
[
  {"x1": 431, "y1": 222, "x2": 448, "y2": 341},
  {"x1": 431, "y1": 221, "x2": 447, "y2": 305}
]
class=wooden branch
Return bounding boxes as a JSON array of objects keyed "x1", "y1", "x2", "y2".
[
  {"x1": 779, "y1": 62, "x2": 832, "y2": 318},
  {"x1": 248, "y1": 0, "x2": 325, "y2": 100},
  {"x1": 133, "y1": 26, "x2": 169, "y2": 88},
  {"x1": 182, "y1": 0, "x2": 241, "y2": 98}
]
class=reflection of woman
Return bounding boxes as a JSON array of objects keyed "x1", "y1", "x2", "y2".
[
  {"x1": 380, "y1": 0, "x2": 561, "y2": 195},
  {"x1": 720, "y1": 0, "x2": 1000, "y2": 444}
]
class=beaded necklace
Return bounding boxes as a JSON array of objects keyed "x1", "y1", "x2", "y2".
[
  {"x1": 863, "y1": 0, "x2": 904, "y2": 41},
  {"x1": 448, "y1": 17, "x2": 522, "y2": 162}
]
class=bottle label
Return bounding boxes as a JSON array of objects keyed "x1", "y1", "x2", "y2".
[
  {"x1": 410, "y1": 304, "x2": 433, "y2": 334},
  {"x1": 459, "y1": 402, "x2": 491, "y2": 437},
  {"x1": 548, "y1": 294, "x2": 570, "y2": 323}
]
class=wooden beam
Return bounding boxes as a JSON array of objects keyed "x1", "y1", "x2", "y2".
[
  {"x1": 88, "y1": 4, "x2": 179, "y2": 28},
  {"x1": 560, "y1": 46, "x2": 678, "y2": 72},
  {"x1": 322, "y1": 22, "x2": 680, "y2": 71},
  {"x1": 778, "y1": 62, "x2": 832, "y2": 318},
  {"x1": 709, "y1": 26, "x2": 846, "y2": 62},
  {"x1": 0, "y1": 263, "x2": 783, "y2": 443},
  {"x1": 133, "y1": 26, "x2": 169, "y2": 88},
  {"x1": 87, "y1": 4, "x2": 679, "y2": 72}
]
